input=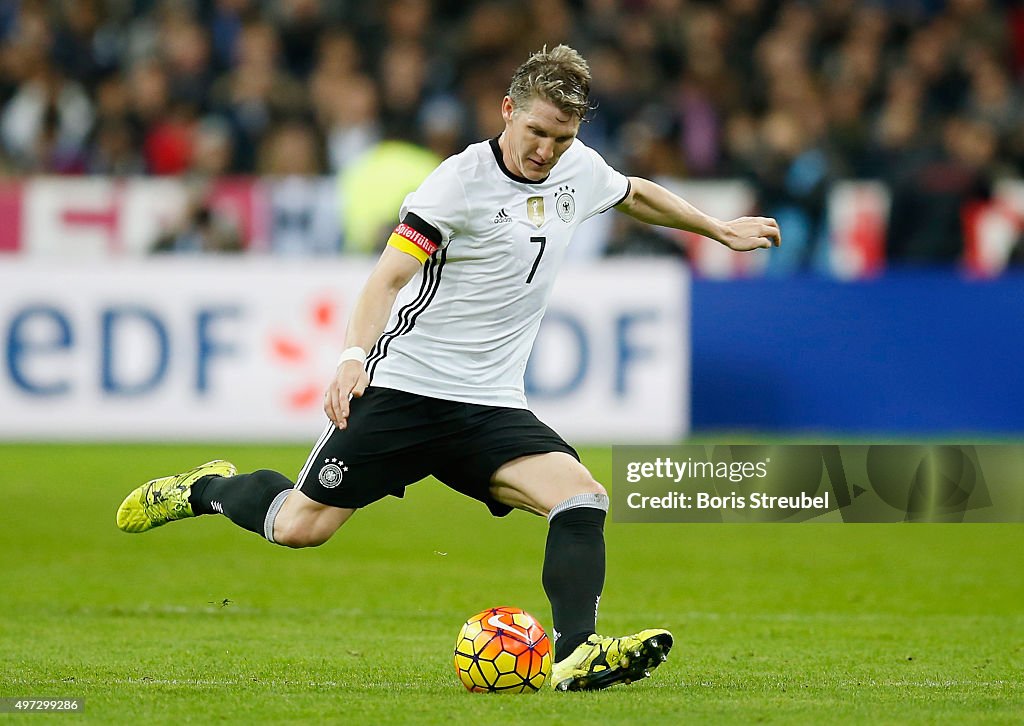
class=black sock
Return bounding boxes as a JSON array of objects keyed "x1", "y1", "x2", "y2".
[
  {"x1": 543, "y1": 506, "x2": 606, "y2": 662},
  {"x1": 189, "y1": 470, "x2": 293, "y2": 539}
]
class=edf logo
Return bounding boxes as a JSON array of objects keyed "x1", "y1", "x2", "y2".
[
  {"x1": 5, "y1": 304, "x2": 241, "y2": 396},
  {"x1": 0, "y1": 261, "x2": 687, "y2": 442},
  {"x1": 526, "y1": 307, "x2": 664, "y2": 399}
]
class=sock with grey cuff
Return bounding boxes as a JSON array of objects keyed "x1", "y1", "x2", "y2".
[
  {"x1": 543, "y1": 493, "x2": 608, "y2": 661},
  {"x1": 189, "y1": 470, "x2": 293, "y2": 542}
]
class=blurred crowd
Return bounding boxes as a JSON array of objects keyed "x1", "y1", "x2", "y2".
[{"x1": 1, "y1": 0, "x2": 1023, "y2": 264}]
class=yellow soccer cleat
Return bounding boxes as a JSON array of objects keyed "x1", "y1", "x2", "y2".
[
  {"x1": 551, "y1": 628, "x2": 673, "y2": 691},
  {"x1": 116, "y1": 460, "x2": 236, "y2": 533}
]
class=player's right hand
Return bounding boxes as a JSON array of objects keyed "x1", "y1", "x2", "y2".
[{"x1": 324, "y1": 362, "x2": 369, "y2": 430}]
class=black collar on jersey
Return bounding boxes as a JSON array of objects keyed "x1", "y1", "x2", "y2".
[{"x1": 490, "y1": 136, "x2": 546, "y2": 185}]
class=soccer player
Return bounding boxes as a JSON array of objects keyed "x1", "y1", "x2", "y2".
[{"x1": 117, "y1": 45, "x2": 780, "y2": 691}]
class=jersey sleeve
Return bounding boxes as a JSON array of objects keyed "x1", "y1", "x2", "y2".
[
  {"x1": 580, "y1": 144, "x2": 631, "y2": 221},
  {"x1": 388, "y1": 158, "x2": 468, "y2": 263}
]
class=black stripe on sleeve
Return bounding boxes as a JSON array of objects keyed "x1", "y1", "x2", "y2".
[
  {"x1": 599, "y1": 178, "x2": 632, "y2": 214},
  {"x1": 401, "y1": 211, "x2": 442, "y2": 246},
  {"x1": 366, "y1": 247, "x2": 447, "y2": 380}
]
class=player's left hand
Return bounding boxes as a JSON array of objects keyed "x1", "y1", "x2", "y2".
[
  {"x1": 719, "y1": 216, "x2": 781, "y2": 251},
  {"x1": 324, "y1": 362, "x2": 369, "y2": 430}
]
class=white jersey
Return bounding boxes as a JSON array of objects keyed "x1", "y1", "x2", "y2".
[{"x1": 366, "y1": 137, "x2": 629, "y2": 408}]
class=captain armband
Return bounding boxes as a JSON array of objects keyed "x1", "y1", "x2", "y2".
[{"x1": 387, "y1": 212, "x2": 442, "y2": 263}]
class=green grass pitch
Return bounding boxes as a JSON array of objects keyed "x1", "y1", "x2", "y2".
[{"x1": 1, "y1": 443, "x2": 1022, "y2": 724}]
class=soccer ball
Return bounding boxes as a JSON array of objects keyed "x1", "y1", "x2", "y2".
[{"x1": 453, "y1": 606, "x2": 551, "y2": 693}]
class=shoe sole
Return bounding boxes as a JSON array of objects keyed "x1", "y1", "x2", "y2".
[{"x1": 554, "y1": 632, "x2": 673, "y2": 691}]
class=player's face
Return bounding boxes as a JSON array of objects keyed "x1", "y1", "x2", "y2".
[{"x1": 500, "y1": 96, "x2": 580, "y2": 181}]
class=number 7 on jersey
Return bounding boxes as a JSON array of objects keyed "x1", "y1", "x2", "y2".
[{"x1": 526, "y1": 236, "x2": 546, "y2": 284}]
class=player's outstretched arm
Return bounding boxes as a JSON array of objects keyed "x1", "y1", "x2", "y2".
[
  {"x1": 616, "y1": 176, "x2": 781, "y2": 252},
  {"x1": 324, "y1": 246, "x2": 422, "y2": 429}
]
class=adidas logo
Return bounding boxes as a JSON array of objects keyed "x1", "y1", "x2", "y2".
[
  {"x1": 492, "y1": 208, "x2": 512, "y2": 224},
  {"x1": 211, "y1": 500, "x2": 224, "y2": 514}
]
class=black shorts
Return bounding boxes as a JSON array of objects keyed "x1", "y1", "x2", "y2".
[{"x1": 295, "y1": 386, "x2": 578, "y2": 517}]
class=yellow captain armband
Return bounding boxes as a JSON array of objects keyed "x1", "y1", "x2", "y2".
[
  {"x1": 387, "y1": 232, "x2": 431, "y2": 263},
  {"x1": 387, "y1": 217, "x2": 441, "y2": 263}
]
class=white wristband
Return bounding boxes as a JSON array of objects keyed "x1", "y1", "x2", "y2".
[{"x1": 337, "y1": 346, "x2": 367, "y2": 366}]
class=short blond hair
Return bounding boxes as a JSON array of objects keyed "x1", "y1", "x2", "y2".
[{"x1": 507, "y1": 45, "x2": 592, "y2": 120}]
